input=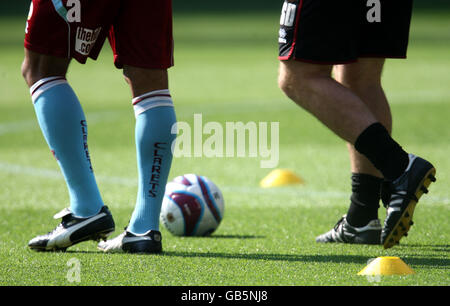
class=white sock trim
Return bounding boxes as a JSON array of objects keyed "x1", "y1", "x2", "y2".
[
  {"x1": 30, "y1": 76, "x2": 68, "y2": 103},
  {"x1": 132, "y1": 89, "x2": 173, "y2": 117}
]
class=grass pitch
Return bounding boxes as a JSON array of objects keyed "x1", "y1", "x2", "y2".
[{"x1": 0, "y1": 8, "x2": 449, "y2": 286}]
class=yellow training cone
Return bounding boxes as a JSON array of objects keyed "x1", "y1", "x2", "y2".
[
  {"x1": 358, "y1": 256, "x2": 415, "y2": 276},
  {"x1": 260, "y1": 169, "x2": 304, "y2": 188}
]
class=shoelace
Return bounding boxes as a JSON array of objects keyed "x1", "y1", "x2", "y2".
[
  {"x1": 333, "y1": 216, "x2": 345, "y2": 231},
  {"x1": 332, "y1": 217, "x2": 355, "y2": 242}
]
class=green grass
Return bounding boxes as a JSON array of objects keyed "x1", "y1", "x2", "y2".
[{"x1": 0, "y1": 10, "x2": 449, "y2": 286}]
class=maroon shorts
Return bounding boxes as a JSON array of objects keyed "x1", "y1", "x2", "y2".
[{"x1": 25, "y1": 0, "x2": 174, "y2": 69}]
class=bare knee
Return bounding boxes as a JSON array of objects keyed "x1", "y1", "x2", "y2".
[
  {"x1": 21, "y1": 49, "x2": 69, "y2": 87},
  {"x1": 278, "y1": 65, "x2": 295, "y2": 98},
  {"x1": 278, "y1": 60, "x2": 332, "y2": 103},
  {"x1": 21, "y1": 54, "x2": 37, "y2": 87},
  {"x1": 123, "y1": 65, "x2": 168, "y2": 97},
  {"x1": 278, "y1": 62, "x2": 307, "y2": 100}
]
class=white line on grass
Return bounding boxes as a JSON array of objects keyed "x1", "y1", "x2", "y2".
[
  {"x1": 0, "y1": 111, "x2": 122, "y2": 136},
  {"x1": 0, "y1": 101, "x2": 295, "y2": 136},
  {"x1": 4, "y1": 93, "x2": 442, "y2": 137},
  {"x1": 1, "y1": 161, "x2": 448, "y2": 206},
  {"x1": 0, "y1": 162, "x2": 136, "y2": 187},
  {"x1": 0, "y1": 119, "x2": 37, "y2": 135}
]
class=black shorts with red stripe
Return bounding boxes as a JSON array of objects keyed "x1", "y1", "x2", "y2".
[{"x1": 278, "y1": 0, "x2": 413, "y2": 64}]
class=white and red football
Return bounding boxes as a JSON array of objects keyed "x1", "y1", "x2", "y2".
[{"x1": 160, "y1": 174, "x2": 225, "y2": 236}]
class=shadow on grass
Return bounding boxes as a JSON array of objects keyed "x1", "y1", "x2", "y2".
[
  {"x1": 400, "y1": 243, "x2": 450, "y2": 255},
  {"x1": 162, "y1": 251, "x2": 450, "y2": 268},
  {"x1": 182, "y1": 234, "x2": 265, "y2": 239},
  {"x1": 65, "y1": 248, "x2": 449, "y2": 269},
  {"x1": 162, "y1": 251, "x2": 370, "y2": 264},
  {"x1": 65, "y1": 249, "x2": 371, "y2": 264},
  {"x1": 404, "y1": 257, "x2": 449, "y2": 269},
  {"x1": 402, "y1": 243, "x2": 449, "y2": 250}
]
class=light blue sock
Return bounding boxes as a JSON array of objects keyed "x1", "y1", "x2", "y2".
[
  {"x1": 128, "y1": 90, "x2": 176, "y2": 234},
  {"x1": 30, "y1": 77, "x2": 104, "y2": 217}
]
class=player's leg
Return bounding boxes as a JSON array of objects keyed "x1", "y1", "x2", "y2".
[
  {"x1": 333, "y1": 59, "x2": 391, "y2": 228},
  {"x1": 278, "y1": 60, "x2": 389, "y2": 245},
  {"x1": 98, "y1": 67, "x2": 176, "y2": 254},
  {"x1": 335, "y1": 58, "x2": 392, "y2": 176},
  {"x1": 277, "y1": 0, "x2": 435, "y2": 247},
  {"x1": 124, "y1": 66, "x2": 176, "y2": 236},
  {"x1": 98, "y1": 0, "x2": 175, "y2": 253},
  {"x1": 279, "y1": 59, "x2": 409, "y2": 180},
  {"x1": 278, "y1": 59, "x2": 412, "y2": 181},
  {"x1": 24, "y1": 1, "x2": 116, "y2": 251},
  {"x1": 22, "y1": 49, "x2": 70, "y2": 87},
  {"x1": 23, "y1": 50, "x2": 115, "y2": 251},
  {"x1": 305, "y1": 58, "x2": 436, "y2": 247},
  {"x1": 278, "y1": 0, "x2": 385, "y2": 244},
  {"x1": 278, "y1": 60, "x2": 379, "y2": 143},
  {"x1": 22, "y1": 49, "x2": 104, "y2": 218},
  {"x1": 357, "y1": 0, "x2": 436, "y2": 248}
]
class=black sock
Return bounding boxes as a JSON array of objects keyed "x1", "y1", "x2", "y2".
[
  {"x1": 346, "y1": 173, "x2": 383, "y2": 227},
  {"x1": 354, "y1": 123, "x2": 409, "y2": 181}
]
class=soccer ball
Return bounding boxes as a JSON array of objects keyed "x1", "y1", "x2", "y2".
[{"x1": 160, "y1": 174, "x2": 225, "y2": 236}]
